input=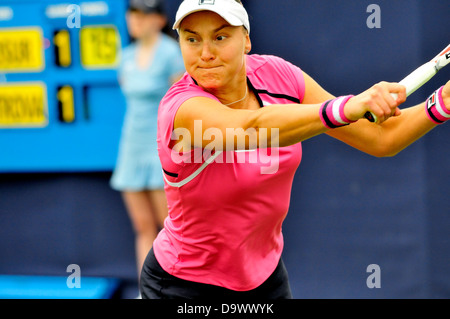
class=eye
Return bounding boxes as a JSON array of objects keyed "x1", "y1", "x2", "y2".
[
  {"x1": 216, "y1": 35, "x2": 227, "y2": 41},
  {"x1": 187, "y1": 37, "x2": 197, "y2": 43}
]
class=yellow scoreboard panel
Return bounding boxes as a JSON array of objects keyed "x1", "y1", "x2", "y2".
[
  {"x1": 80, "y1": 25, "x2": 120, "y2": 69},
  {"x1": 0, "y1": 27, "x2": 45, "y2": 73},
  {"x1": 0, "y1": 82, "x2": 48, "y2": 128}
]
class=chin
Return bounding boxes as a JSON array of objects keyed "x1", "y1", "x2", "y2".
[{"x1": 194, "y1": 77, "x2": 223, "y2": 91}]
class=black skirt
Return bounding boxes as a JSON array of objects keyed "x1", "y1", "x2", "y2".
[{"x1": 140, "y1": 248, "x2": 293, "y2": 300}]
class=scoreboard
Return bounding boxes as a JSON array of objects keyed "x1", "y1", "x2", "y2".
[{"x1": 0, "y1": 0, "x2": 130, "y2": 172}]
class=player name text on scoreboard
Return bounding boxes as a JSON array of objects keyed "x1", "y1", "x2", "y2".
[
  {"x1": 0, "y1": 27, "x2": 44, "y2": 73},
  {"x1": 0, "y1": 82, "x2": 48, "y2": 128}
]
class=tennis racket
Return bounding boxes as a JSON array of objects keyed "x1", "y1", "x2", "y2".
[{"x1": 365, "y1": 44, "x2": 450, "y2": 122}]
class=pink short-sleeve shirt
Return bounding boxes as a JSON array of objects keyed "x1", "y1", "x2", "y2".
[{"x1": 154, "y1": 54, "x2": 305, "y2": 291}]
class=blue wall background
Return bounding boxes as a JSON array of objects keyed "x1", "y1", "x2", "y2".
[{"x1": 1, "y1": 0, "x2": 449, "y2": 298}]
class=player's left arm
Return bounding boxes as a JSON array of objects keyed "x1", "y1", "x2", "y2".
[{"x1": 302, "y1": 71, "x2": 450, "y2": 157}]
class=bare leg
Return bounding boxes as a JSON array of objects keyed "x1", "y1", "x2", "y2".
[
  {"x1": 122, "y1": 191, "x2": 159, "y2": 277},
  {"x1": 148, "y1": 189, "x2": 168, "y2": 228}
]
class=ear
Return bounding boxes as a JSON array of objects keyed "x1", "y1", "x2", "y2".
[{"x1": 244, "y1": 33, "x2": 251, "y2": 54}]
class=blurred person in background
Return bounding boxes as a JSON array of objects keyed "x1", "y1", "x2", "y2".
[{"x1": 110, "y1": 0, "x2": 185, "y2": 280}]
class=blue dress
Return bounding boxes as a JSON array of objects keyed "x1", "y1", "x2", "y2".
[{"x1": 110, "y1": 34, "x2": 185, "y2": 191}]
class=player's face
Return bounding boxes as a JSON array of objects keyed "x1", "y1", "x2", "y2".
[{"x1": 179, "y1": 11, "x2": 251, "y2": 91}]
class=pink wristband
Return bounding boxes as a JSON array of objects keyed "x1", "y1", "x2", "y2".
[
  {"x1": 320, "y1": 95, "x2": 355, "y2": 129},
  {"x1": 425, "y1": 86, "x2": 450, "y2": 124}
]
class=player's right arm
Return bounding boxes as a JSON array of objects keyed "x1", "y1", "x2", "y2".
[
  {"x1": 173, "y1": 96, "x2": 328, "y2": 151},
  {"x1": 172, "y1": 77, "x2": 402, "y2": 152}
]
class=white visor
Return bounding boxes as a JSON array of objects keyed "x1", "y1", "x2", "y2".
[{"x1": 173, "y1": 0, "x2": 250, "y2": 34}]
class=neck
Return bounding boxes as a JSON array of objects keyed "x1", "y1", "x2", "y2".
[
  {"x1": 211, "y1": 76, "x2": 249, "y2": 108},
  {"x1": 224, "y1": 86, "x2": 248, "y2": 106},
  {"x1": 136, "y1": 34, "x2": 160, "y2": 69}
]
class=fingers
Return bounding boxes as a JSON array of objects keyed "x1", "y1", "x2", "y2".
[
  {"x1": 389, "y1": 82, "x2": 407, "y2": 104},
  {"x1": 365, "y1": 82, "x2": 406, "y2": 123},
  {"x1": 343, "y1": 82, "x2": 407, "y2": 123}
]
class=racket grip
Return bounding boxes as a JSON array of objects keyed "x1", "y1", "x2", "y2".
[
  {"x1": 365, "y1": 92, "x2": 399, "y2": 122},
  {"x1": 364, "y1": 111, "x2": 377, "y2": 122}
]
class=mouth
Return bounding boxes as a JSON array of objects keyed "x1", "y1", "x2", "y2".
[{"x1": 198, "y1": 66, "x2": 222, "y2": 70}]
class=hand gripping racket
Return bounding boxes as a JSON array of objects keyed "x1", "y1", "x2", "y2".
[{"x1": 365, "y1": 44, "x2": 450, "y2": 122}]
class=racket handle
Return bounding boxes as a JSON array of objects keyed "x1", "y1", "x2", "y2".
[
  {"x1": 365, "y1": 92, "x2": 399, "y2": 122},
  {"x1": 364, "y1": 111, "x2": 377, "y2": 122},
  {"x1": 363, "y1": 44, "x2": 449, "y2": 123}
]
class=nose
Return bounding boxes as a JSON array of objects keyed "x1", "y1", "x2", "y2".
[{"x1": 200, "y1": 41, "x2": 215, "y2": 62}]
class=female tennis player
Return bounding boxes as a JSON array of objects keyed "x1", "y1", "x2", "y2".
[{"x1": 140, "y1": 0, "x2": 450, "y2": 299}]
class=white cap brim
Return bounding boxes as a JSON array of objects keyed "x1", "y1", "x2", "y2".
[{"x1": 173, "y1": 0, "x2": 250, "y2": 34}]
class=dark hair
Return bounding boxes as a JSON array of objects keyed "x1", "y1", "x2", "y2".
[{"x1": 128, "y1": 0, "x2": 165, "y2": 14}]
